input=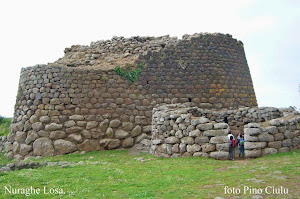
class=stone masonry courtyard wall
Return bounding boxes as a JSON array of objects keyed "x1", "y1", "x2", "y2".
[
  {"x1": 5, "y1": 33, "x2": 258, "y2": 159},
  {"x1": 151, "y1": 104, "x2": 300, "y2": 159}
]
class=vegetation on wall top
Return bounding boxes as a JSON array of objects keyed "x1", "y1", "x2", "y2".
[{"x1": 114, "y1": 61, "x2": 145, "y2": 83}]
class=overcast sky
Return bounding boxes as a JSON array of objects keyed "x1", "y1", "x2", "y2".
[{"x1": 0, "y1": 0, "x2": 299, "y2": 117}]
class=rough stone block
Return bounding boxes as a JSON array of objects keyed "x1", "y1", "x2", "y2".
[
  {"x1": 244, "y1": 142, "x2": 267, "y2": 150},
  {"x1": 209, "y1": 151, "x2": 229, "y2": 160},
  {"x1": 245, "y1": 149, "x2": 261, "y2": 158}
]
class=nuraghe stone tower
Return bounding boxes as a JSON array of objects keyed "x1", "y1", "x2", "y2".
[{"x1": 6, "y1": 33, "x2": 258, "y2": 159}]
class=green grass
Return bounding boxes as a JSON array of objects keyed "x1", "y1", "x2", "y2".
[
  {"x1": 0, "y1": 116, "x2": 11, "y2": 136},
  {"x1": 0, "y1": 150, "x2": 299, "y2": 198}
]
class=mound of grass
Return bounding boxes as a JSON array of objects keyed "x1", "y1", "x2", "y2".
[
  {"x1": 0, "y1": 150, "x2": 299, "y2": 198},
  {"x1": 0, "y1": 116, "x2": 11, "y2": 136}
]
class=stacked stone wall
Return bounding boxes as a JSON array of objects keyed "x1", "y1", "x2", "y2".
[
  {"x1": 244, "y1": 116, "x2": 300, "y2": 158},
  {"x1": 6, "y1": 33, "x2": 258, "y2": 159},
  {"x1": 151, "y1": 104, "x2": 300, "y2": 159}
]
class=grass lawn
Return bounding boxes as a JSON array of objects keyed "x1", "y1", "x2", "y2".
[
  {"x1": 0, "y1": 150, "x2": 299, "y2": 198},
  {"x1": 0, "y1": 117, "x2": 11, "y2": 136}
]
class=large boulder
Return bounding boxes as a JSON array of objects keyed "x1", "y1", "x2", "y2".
[
  {"x1": 209, "y1": 151, "x2": 229, "y2": 160},
  {"x1": 245, "y1": 149, "x2": 261, "y2": 158},
  {"x1": 258, "y1": 132, "x2": 274, "y2": 142},
  {"x1": 244, "y1": 128, "x2": 261, "y2": 136},
  {"x1": 262, "y1": 148, "x2": 278, "y2": 156},
  {"x1": 203, "y1": 130, "x2": 227, "y2": 137},
  {"x1": 54, "y1": 139, "x2": 77, "y2": 154},
  {"x1": 77, "y1": 140, "x2": 100, "y2": 152},
  {"x1": 19, "y1": 144, "x2": 32, "y2": 156},
  {"x1": 202, "y1": 143, "x2": 216, "y2": 153},
  {"x1": 33, "y1": 138, "x2": 54, "y2": 156},
  {"x1": 210, "y1": 136, "x2": 228, "y2": 144},
  {"x1": 244, "y1": 142, "x2": 267, "y2": 150},
  {"x1": 196, "y1": 123, "x2": 213, "y2": 131}
]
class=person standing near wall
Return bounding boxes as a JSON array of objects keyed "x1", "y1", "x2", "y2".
[
  {"x1": 229, "y1": 136, "x2": 236, "y2": 160},
  {"x1": 237, "y1": 134, "x2": 245, "y2": 158}
]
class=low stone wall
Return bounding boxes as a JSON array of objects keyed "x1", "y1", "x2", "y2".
[
  {"x1": 151, "y1": 104, "x2": 231, "y2": 159},
  {"x1": 244, "y1": 116, "x2": 300, "y2": 158},
  {"x1": 151, "y1": 104, "x2": 300, "y2": 160}
]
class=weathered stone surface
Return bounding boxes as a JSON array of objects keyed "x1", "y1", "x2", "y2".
[
  {"x1": 244, "y1": 142, "x2": 267, "y2": 150},
  {"x1": 209, "y1": 136, "x2": 228, "y2": 144},
  {"x1": 142, "y1": 125, "x2": 152, "y2": 133},
  {"x1": 86, "y1": 121, "x2": 99, "y2": 130},
  {"x1": 122, "y1": 137, "x2": 134, "y2": 148},
  {"x1": 49, "y1": 131, "x2": 66, "y2": 139},
  {"x1": 196, "y1": 123, "x2": 213, "y2": 131},
  {"x1": 15, "y1": 131, "x2": 27, "y2": 142},
  {"x1": 172, "y1": 144, "x2": 179, "y2": 153},
  {"x1": 268, "y1": 141, "x2": 281, "y2": 149},
  {"x1": 4, "y1": 142, "x2": 13, "y2": 152},
  {"x1": 122, "y1": 122, "x2": 134, "y2": 131},
  {"x1": 105, "y1": 127, "x2": 114, "y2": 138},
  {"x1": 109, "y1": 120, "x2": 121, "y2": 128},
  {"x1": 38, "y1": 130, "x2": 49, "y2": 137},
  {"x1": 187, "y1": 144, "x2": 201, "y2": 153},
  {"x1": 216, "y1": 143, "x2": 229, "y2": 152},
  {"x1": 54, "y1": 139, "x2": 77, "y2": 154},
  {"x1": 189, "y1": 129, "x2": 201, "y2": 137},
  {"x1": 40, "y1": 116, "x2": 51, "y2": 124},
  {"x1": 181, "y1": 137, "x2": 194, "y2": 145},
  {"x1": 81, "y1": 130, "x2": 91, "y2": 138},
  {"x1": 136, "y1": 133, "x2": 148, "y2": 143},
  {"x1": 45, "y1": 123, "x2": 63, "y2": 131},
  {"x1": 195, "y1": 136, "x2": 209, "y2": 144},
  {"x1": 69, "y1": 115, "x2": 84, "y2": 120},
  {"x1": 209, "y1": 151, "x2": 229, "y2": 160},
  {"x1": 244, "y1": 134, "x2": 258, "y2": 142},
  {"x1": 193, "y1": 152, "x2": 209, "y2": 158},
  {"x1": 203, "y1": 129, "x2": 227, "y2": 137},
  {"x1": 244, "y1": 128, "x2": 261, "y2": 136},
  {"x1": 64, "y1": 120, "x2": 76, "y2": 128},
  {"x1": 182, "y1": 152, "x2": 192, "y2": 157},
  {"x1": 258, "y1": 132, "x2": 274, "y2": 142},
  {"x1": 19, "y1": 144, "x2": 32, "y2": 156},
  {"x1": 278, "y1": 147, "x2": 289, "y2": 153},
  {"x1": 66, "y1": 127, "x2": 82, "y2": 134},
  {"x1": 274, "y1": 133, "x2": 284, "y2": 141},
  {"x1": 13, "y1": 142, "x2": 20, "y2": 153},
  {"x1": 32, "y1": 122, "x2": 44, "y2": 131},
  {"x1": 165, "y1": 136, "x2": 180, "y2": 144},
  {"x1": 131, "y1": 125, "x2": 142, "y2": 137},
  {"x1": 202, "y1": 143, "x2": 216, "y2": 153},
  {"x1": 108, "y1": 139, "x2": 121, "y2": 149},
  {"x1": 284, "y1": 131, "x2": 293, "y2": 139},
  {"x1": 179, "y1": 143, "x2": 186, "y2": 153},
  {"x1": 264, "y1": 126, "x2": 278, "y2": 134},
  {"x1": 262, "y1": 148, "x2": 278, "y2": 156},
  {"x1": 245, "y1": 123, "x2": 260, "y2": 128},
  {"x1": 33, "y1": 138, "x2": 54, "y2": 156},
  {"x1": 68, "y1": 134, "x2": 82, "y2": 143},
  {"x1": 135, "y1": 116, "x2": 147, "y2": 125},
  {"x1": 245, "y1": 149, "x2": 261, "y2": 158},
  {"x1": 214, "y1": 123, "x2": 228, "y2": 129},
  {"x1": 99, "y1": 119, "x2": 109, "y2": 132},
  {"x1": 269, "y1": 119, "x2": 280, "y2": 126},
  {"x1": 77, "y1": 140, "x2": 100, "y2": 151},
  {"x1": 115, "y1": 130, "x2": 129, "y2": 139},
  {"x1": 282, "y1": 139, "x2": 291, "y2": 147}
]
